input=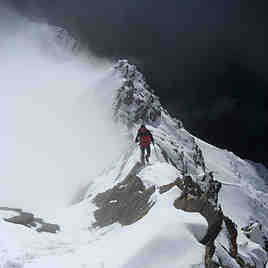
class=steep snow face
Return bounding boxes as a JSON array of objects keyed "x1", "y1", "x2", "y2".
[
  {"x1": 198, "y1": 139, "x2": 268, "y2": 227},
  {"x1": 0, "y1": 9, "x2": 128, "y2": 213}
]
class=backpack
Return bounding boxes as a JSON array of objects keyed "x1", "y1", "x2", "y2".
[{"x1": 139, "y1": 128, "x2": 151, "y2": 147}]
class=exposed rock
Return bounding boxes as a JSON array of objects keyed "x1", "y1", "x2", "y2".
[
  {"x1": 159, "y1": 182, "x2": 177, "y2": 194},
  {"x1": 36, "y1": 223, "x2": 60, "y2": 234},
  {"x1": 172, "y1": 174, "x2": 224, "y2": 242},
  {"x1": 242, "y1": 221, "x2": 268, "y2": 252},
  {"x1": 93, "y1": 162, "x2": 156, "y2": 227},
  {"x1": 1, "y1": 207, "x2": 60, "y2": 234},
  {"x1": 183, "y1": 175, "x2": 203, "y2": 198},
  {"x1": 5, "y1": 212, "x2": 34, "y2": 227},
  {"x1": 224, "y1": 216, "x2": 238, "y2": 258},
  {"x1": 172, "y1": 172, "x2": 265, "y2": 268},
  {"x1": 177, "y1": 151, "x2": 188, "y2": 175},
  {"x1": 205, "y1": 243, "x2": 220, "y2": 268},
  {"x1": 158, "y1": 176, "x2": 185, "y2": 194},
  {"x1": 196, "y1": 173, "x2": 222, "y2": 206},
  {"x1": 173, "y1": 189, "x2": 223, "y2": 268},
  {"x1": 201, "y1": 211, "x2": 224, "y2": 245},
  {"x1": 169, "y1": 173, "x2": 230, "y2": 268},
  {"x1": 192, "y1": 141, "x2": 206, "y2": 172},
  {"x1": 33, "y1": 218, "x2": 60, "y2": 234},
  {"x1": 113, "y1": 60, "x2": 164, "y2": 127}
]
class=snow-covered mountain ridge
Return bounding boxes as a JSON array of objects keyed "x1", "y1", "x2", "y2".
[
  {"x1": 90, "y1": 60, "x2": 268, "y2": 267},
  {"x1": 1, "y1": 56, "x2": 268, "y2": 268}
]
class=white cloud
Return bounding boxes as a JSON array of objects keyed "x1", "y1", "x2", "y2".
[{"x1": 0, "y1": 8, "x2": 127, "y2": 214}]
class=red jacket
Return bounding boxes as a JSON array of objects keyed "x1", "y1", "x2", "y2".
[{"x1": 135, "y1": 127, "x2": 154, "y2": 147}]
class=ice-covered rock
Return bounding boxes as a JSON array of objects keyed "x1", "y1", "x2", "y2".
[{"x1": 113, "y1": 60, "x2": 165, "y2": 128}]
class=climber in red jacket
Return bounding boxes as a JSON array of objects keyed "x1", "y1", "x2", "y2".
[{"x1": 135, "y1": 125, "x2": 155, "y2": 164}]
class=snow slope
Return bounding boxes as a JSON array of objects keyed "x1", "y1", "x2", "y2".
[{"x1": 0, "y1": 163, "x2": 207, "y2": 268}]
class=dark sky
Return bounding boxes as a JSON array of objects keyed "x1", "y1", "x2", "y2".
[{"x1": 8, "y1": 0, "x2": 268, "y2": 166}]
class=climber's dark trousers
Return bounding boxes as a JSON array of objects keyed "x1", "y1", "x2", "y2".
[{"x1": 140, "y1": 145, "x2": 151, "y2": 163}]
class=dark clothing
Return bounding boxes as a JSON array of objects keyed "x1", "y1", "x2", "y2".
[
  {"x1": 135, "y1": 127, "x2": 154, "y2": 164},
  {"x1": 140, "y1": 145, "x2": 151, "y2": 164}
]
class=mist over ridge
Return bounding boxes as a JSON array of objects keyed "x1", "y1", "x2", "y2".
[{"x1": 0, "y1": 6, "x2": 128, "y2": 214}]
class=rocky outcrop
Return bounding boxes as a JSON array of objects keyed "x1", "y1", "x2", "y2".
[
  {"x1": 224, "y1": 216, "x2": 238, "y2": 258},
  {"x1": 242, "y1": 221, "x2": 268, "y2": 253},
  {"x1": 113, "y1": 60, "x2": 174, "y2": 128},
  {"x1": 167, "y1": 174, "x2": 246, "y2": 268},
  {"x1": 192, "y1": 140, "x2": 206, "y2": 172},
  {"x1": 158, "y1": 173, "x2": 224, "y2": 267},
  {"x1": 0, "y1": 207, "x2": 60, "y2": 234},
  {"x1": 5, "y1": 212, "x2": 35, "y2": 226},
  {"x1": 173, "y1": 188, "x2": 223, "y2": 268},
  {"x1": 34, "y1": 218, "x2": 61, "y2": 233},
  {"x1": 170, "y1": 173, "x2": 268, "y2": 268},
  {"x1": 198, "y1": 172, "x2": 222, "y2": 206},
  {"x1": 93, "y1": 162, "x2": 156, "y2": 227}
]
